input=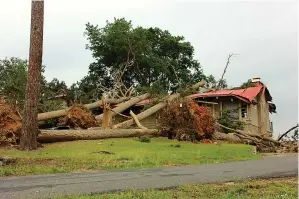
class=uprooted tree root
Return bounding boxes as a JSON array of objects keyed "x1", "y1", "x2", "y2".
[
  {"x1": 59, "y1": 104, "x2": 98, "y2": 129},
  {"x1": 0, "y1": 103, "x2": 22, "y2": 146},
  {"x1": 159, "y1": 99, "x2": 214, "y2": 142}
]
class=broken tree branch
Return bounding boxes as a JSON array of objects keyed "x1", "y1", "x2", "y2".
[
  {"x1": 95, "y1": 93, "x2": 150, "y2": 121},
  {"x1": 277, "y1": 124, "x2": 299, "y2": 141},
  {"x1": 217, "y1": 53, "x2": 238, "y2": 89},
  {"x1": 130, "y1": 110, "x2": 148, "y2": 129},
  {"x1": 216, "y1": 122, "x2": 282, "y2": 146}
]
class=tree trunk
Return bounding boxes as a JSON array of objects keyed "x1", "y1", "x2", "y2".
[
  {"x1": 112, "y1": 80, "x2": 206, "y2": 129},
  {"x1": 212, "y1": 131, "x2": 244, "y2": 143},
  {"x1": 102, "y1": 106, "x2": 112, "y2": 128},
  {"x1": 20, "y1": 0, "x2": 44, "y2": 151},
  {"x1": 95, "y1": 93, "x2": 150, "y2": 121},
  {"x1": 37, "y1": 129, "x2": 159, "y2": 143},
  {"x1": 37, "y1": 97, "x2": 129, "y2": 121}
]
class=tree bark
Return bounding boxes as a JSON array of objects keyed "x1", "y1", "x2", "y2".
[
  {"x1": 212, "y1": 131, "x2": 244, "y2": 143},
  {"x1": 112, "y1": 80, "x2": 206, "y2": 129},
  {"x1": 95, "y1": 93, "x2": 150, "y2": 121},
  {"x1": 37, "y1": 97, "x2": 129, "y2": 121},
  {"x1": 37, "y1": 129, "x2": 159, "y2": 143},
  {"x1": 20, "y1": 0, "x2": 44, "y2": 150},
  {"x1": 102, "y1": 106, "x2": 112, "y2": 128}
]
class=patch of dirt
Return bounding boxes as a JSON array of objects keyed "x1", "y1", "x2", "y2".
[
  {"x1": 59, "y1": 104, "x2": 98, "y2": 129},
  {"x1": 18, "y1": 158, "x2": 60, "y2": 165},
  {"x1": 0, "y1": 103, "x2": 22, "y2": 146}
]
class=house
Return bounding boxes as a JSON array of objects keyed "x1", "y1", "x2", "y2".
[
  {"x1": 109, "y1": 77, "x2": 276, "y2": 136},
  {"x1": 188, "y1": 77, "x2": 276, "y2": 136}
]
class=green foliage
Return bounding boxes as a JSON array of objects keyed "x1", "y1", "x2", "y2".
[
  {"x1": 291, "y1": 129, "x2": 298, "y2": 141},
  {"x1": 204, "y1": 75, "x2": 228, "y2": 89},
  {"x1": 0, "y1": 58, "x2": 28, "y2": 108},
  {"x1": 217, "y1": 109, "x2": 245, "y2": 133},
  {"x1": 138, "y1": 136, "x2": 151, "y2": 143},
  {"x1": 232, "y1": 79, "x2": 254, "y2": 90},
  {"x1": 83, "y1": 18, "x2": 206, "y2": 95},
  {"x1": 0, "y1": 57, "x2": 67, "y2": 113}
]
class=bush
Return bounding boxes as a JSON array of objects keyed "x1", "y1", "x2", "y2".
[
  {"x1": 138, "y1": 136, "x2": 151, "y2": 143},
  {"x1": 217, "y1": 109, "x2": 245, "y2": 133},
  {"x1": 159, "y1": 99, "x2": 215, "y2": 142},
  {"x1": 170, "y1": 144, "x2": 181, "y2": 148}
]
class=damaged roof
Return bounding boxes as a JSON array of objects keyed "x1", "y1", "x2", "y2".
[{"x1": 189, "y1": 84, "x2": 272, "y2": 104}]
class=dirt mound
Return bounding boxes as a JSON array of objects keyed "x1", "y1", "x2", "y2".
[
  {"x1": 0, "y1": 103, "x2": 22, "y2": 146},
  {"x1": 60, "y1": 104, "x2": 98, "y2": 129}
]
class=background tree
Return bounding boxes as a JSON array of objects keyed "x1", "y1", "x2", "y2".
[
  {"x1": 0, "y1": 58, "x2": 27, "y2": 108},
  {"x1": 0, "y1": 57, "x2": 66, "y2": 113},
  {"x1": 84, "y1": 18, "x2": 206, "y2": 97},
  {"x1": 204, "y1": 75, "x2": 228, "y2": 89}
]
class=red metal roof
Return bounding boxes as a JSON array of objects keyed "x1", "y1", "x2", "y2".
[{"x1": 188, "y1": 85, "x2": 265, "y2": 104}]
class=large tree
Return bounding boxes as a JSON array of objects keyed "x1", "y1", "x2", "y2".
[
  {"x1": 84, "y1": 18, "x2": 206, "y2": 98},
  {"x1": 20, "y1": 0, "x2": 44, "y2": 150}
]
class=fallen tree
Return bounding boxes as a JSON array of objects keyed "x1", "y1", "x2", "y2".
[
  {"x1": 37, "y1": 97, "x2": 129, "y2": 121},
  {"x1": 112, "y1": 80, "x2": 206, "y2": 129},
  {"x1": 277, "y1": 124, "x2": 299, "y2": 141},
  {"x1": 37, "y1": 129, "x2": 159, "y2": 143},
  {"x1": 212, "y1": 131, "x2": 244, "y2": 143},
  {"x1": 95, "y1": 93, "x2": 150, "y2": 121}
]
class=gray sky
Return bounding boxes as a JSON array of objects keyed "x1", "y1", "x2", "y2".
[{"x1": 0, "y1": 0, "x2": 297, "y2": 137}]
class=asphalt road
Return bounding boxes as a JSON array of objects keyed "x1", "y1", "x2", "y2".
[{"x1": 0, "y1": 155, "x2": 297, "y2": 199}]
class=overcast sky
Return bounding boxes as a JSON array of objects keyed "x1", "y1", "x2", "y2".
[{"x1": 0, "y1": 0, "x2": 297, "y2": 137}]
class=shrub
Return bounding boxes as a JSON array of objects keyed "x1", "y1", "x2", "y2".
[
  {"x1": 217, "y1": 109, "x2": 245, "y2": 133},
  {"x1": 138, "y1": 136, "x2": 151, "y2": 143}
]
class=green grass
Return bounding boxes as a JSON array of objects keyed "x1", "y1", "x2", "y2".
[
  {"x1": 57, "y1": 178, "x2": 298, "y2": 199},
  {"x1": 0, "y1": 138, "x2": 259, "y2": 177}
]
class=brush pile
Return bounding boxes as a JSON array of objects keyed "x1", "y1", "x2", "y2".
[{"x1": 159, "y1": 99, "x2": 214, "y2": 142}]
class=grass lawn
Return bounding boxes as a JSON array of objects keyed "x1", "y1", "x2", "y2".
[
  {"x1": 0, "y1": 138, "x2": 259, "y2": 177},
  {"x1": 57, "y1": 177, "x2": 298, "y2": 199}
]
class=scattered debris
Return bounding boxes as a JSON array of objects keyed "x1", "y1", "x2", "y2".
[
  {"x1": 170, "y1": 144, "x2": 181, "y2": 148},
  {"x1": 91, "y1": 150, "x2": 115, "y2": 155},
  {"x1": 0, "y1": 156, "x2": 16, "y2": 166}
]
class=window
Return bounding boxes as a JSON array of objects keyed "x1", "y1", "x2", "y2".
[{"x1": 241, "y1": 104, "x2": 247, "y2": 118}]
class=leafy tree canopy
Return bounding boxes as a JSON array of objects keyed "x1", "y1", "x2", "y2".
[{"x1": 83, "y1": 18, "x2": 207, "y2": 99}]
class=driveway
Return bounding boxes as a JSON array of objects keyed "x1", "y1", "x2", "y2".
[{"x1": 0, "y1": 155, "x2": 297, "y2": 199}]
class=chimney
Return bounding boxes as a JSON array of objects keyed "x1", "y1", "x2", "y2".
[
  {"x1": 251, "y1": 77, "x2": 261, "y2": 83},
  {"x1": 251, "y1": 77, "x2": 262, "y2": 87}
]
